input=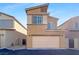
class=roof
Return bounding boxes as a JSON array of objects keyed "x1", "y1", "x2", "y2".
[
  {"x1": 26, "y1": 3, "x2": 49, "y2": 12},
  {"x1": 58, "y1": 16, "x2": 79, "y2": 28},
  {"x1": 48, "y1": 16, "x2": 59, "y2": 20},
  {"x1": 0, "y1": 12, "x2": 27, "y2": 30}
]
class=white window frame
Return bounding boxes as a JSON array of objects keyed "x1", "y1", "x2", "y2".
[
  {"x1": 75, "y1": 22, "x2": 79, "y2": 29},
  {"x1": 32, "y1": 16, "x2": 43, "y2": 24},
  {"x1": 47, "y1": 22, "x2": 55, "y2": 30}
]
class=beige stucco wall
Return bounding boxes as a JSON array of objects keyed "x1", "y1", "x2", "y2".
[
  {"x1": 0, "y1": 29, "x2": 27, "y2": 48},
  {"x1": 43, "y1": 15, "x2": 48, "y2": 24},
  {"x1": 0, "y1": 13, "x2": 27, "y2": 35},
  {"x1": 65, "y1": 38, "x2": 69, "y2": 48},
  {"x1": 27, "y1": 8, "x2": 41, "y2": 14},
  {"x1": 14, "y1": 21, "x2": 27, "y2": 35},
  {"x1": 48, "y1": 16, "x2": 58, "y2": 29},
  {"x1": 27, "y1": 15, "x2": 32, "y2": 24},
  {"x1": 0, "y1": 13, "x2": 14, "y2": 20},
  {"x1": 27, "y1": 14, "x2": 58, "y2": 35},
  {"x1": 58, "y1": 16, "x2": 79, "y2": 30},
  {"x1": 27, "y1": 13, "x2": 58, "y2": 35},
  {"x1": 26, "y1": 4, "x2": 65, "y2": 48},
  {"x1": 0, "y1": 30, "x2": 6, "y2": 48},
  {"x1": 74, "y1": 38, "x2": 79, "y2": 48},
  {"x1": 58, "y1": 16, "x2": 79, "y2": 48},
  {"x1": 4, "y1": 30, "x2": 16, "y2": 48},
  {"x1": 27, "y1": 4, "x2": 58, "y2": 35},
  {"x1": 0, "y1": 13, "x2": 27, "y2": 48},
  {"x1": 0, "y1": 20, "x2": 14, "y2": 29},
  {"x1": 0, "y1": 30, "x2": 16, "y2": 48},
  {"x1": 27, "y1": 24, "x2": 64, "y2": 35},
  {"x1": 27, "y1": 6, "x2": 48, "y2": 14},
  {"x1": 27, "y1": 5, "x2": 48, "y2": 25},
  {"x1": 0, "y1": 14, "x2": 14, "y2": 29}
]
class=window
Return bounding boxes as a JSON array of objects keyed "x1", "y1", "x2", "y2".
[
  {"x1": 47, "y1": 23, "x2": 55, "y2": 30},
  {"x1": 75, "y1": 22, "x2": 79, "y2": 29},
  {"x1": 32, "y1": 16, "x2": 43, "y2": 24},
  {"x1": 0, "y1": 20, "x2": 13, "y2": 29}
]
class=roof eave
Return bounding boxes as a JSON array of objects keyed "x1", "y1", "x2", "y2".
[
  {"x1": 49, "y1": 16, "x2": 59, "y2": 21},
  {"x1": 25, "y1": 3, "x2": 49, "y2": 13}
]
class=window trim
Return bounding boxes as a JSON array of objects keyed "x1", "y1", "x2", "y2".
[
  {"x1": 32, "y1": 15, "x2": 43, "y2": 24},
  {"x1": 47, "y1": 22, "x2": 55, "y2": 30},
  {"x1": 75, "y1": 22, "x2": 79, "y2": 29}
]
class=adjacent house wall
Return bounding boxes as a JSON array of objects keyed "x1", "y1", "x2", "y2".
[
  {"x1": 0, "y1": 13, "x2": 14, "y2": 20},
  {"x1": 4, "y1": 30, "x2": 27, "y2": 48},
  {"x1": 0, "y1": 12, "x2": 27, "y2": 48},
  {"x1": 58, "y1": 16, "x2": 79, "y2": 48},
  {"x1": 14, "y1": 20, "x2": 27, "y2": 35},
  {"x1": 58, "y1": 16, "x2": 79, "y2": 30},
  {"x1": 0, "y1": 30, "x2": 6, "y2": 48},
  {"x1": 0, "y1": 13, "x2": 14, "y2": 29},
  {"x1": 0, "y1": 12, "x2": 27, "y2": 35},
  {"x1": 0, "y1": 20, "x2": 14, "y2": 29},
  {"x1": 4, "y1": 30, "x2": 16, "y2": 48}
]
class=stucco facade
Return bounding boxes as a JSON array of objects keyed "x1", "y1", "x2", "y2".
[
  {"x1": 58, "y1": 16, "x2": 79, "y2": 48},
  {"x1": 26, "y1": 4, "x2": 65, "y2": 48},
  {"x1": 0, "y1": 12, "x2": 27, "y2": 48}
]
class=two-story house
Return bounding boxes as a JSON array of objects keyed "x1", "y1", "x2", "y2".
[
  {"x1": 0, "y1": 12, "x2": 27, "y2": 48},
  {"x1": 58, "y1": 16, "x2": 79, "y2": 49},
  {"x1": 26, "y1": 4, "x2": 65, "y2": 48}
]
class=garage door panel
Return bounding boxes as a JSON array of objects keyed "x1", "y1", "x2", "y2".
[{"x1": 32, "y1": 36, "x2": 60, "y2": 48}]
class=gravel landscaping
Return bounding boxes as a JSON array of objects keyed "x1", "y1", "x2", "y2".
[{"x1": 0, "y1": 48, "x2": 79, "y2": 55}]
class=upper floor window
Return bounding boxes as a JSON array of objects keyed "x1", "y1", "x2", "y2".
[
  {"x1": 47, "y1": 23, "x2": 55, "y2": 30},
  {"x1": 74, "y1": 22, "x2": 79, "y2": 29},
  {"x1": 0, "y1": 20, "x2": 13, "y2": 29},
  {"x1": 32, "y1": 16, "x2": 43, "y2": 24}
]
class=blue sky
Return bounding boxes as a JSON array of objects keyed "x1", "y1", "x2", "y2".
[{"x1": 0, "y1": 3, "x2": 79, "y2": 27}]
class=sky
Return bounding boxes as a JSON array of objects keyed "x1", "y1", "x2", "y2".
[{"x1": 0, "y1": 3, "x2": 79, "y2": 28}]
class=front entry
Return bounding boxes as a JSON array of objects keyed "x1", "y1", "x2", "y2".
[
  {"x1": 69, "y1": 39, "x2": 74, "y2": 48},
  {"x1": 22, "y1": 39, "x2": 26, "y2": 45}
]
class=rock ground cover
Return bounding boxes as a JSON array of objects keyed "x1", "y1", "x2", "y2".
[{"x1": 0, "y1": 48, "x2": 79, "y2": 55}]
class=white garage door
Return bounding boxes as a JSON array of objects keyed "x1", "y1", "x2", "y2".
[{"x1": 32, "y1": 36, "x2": 60, "y2": 48}]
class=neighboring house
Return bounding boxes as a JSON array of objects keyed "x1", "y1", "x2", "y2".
[
  {"x1": 26, "y1": 4, "x2": 65, "y2": 48},
  {"x1": 0, "y1": 12, "x2": 27, "y2": 48},
  {"x1": 58, "y1": 16, "x2": 79, "y2": 48}
]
